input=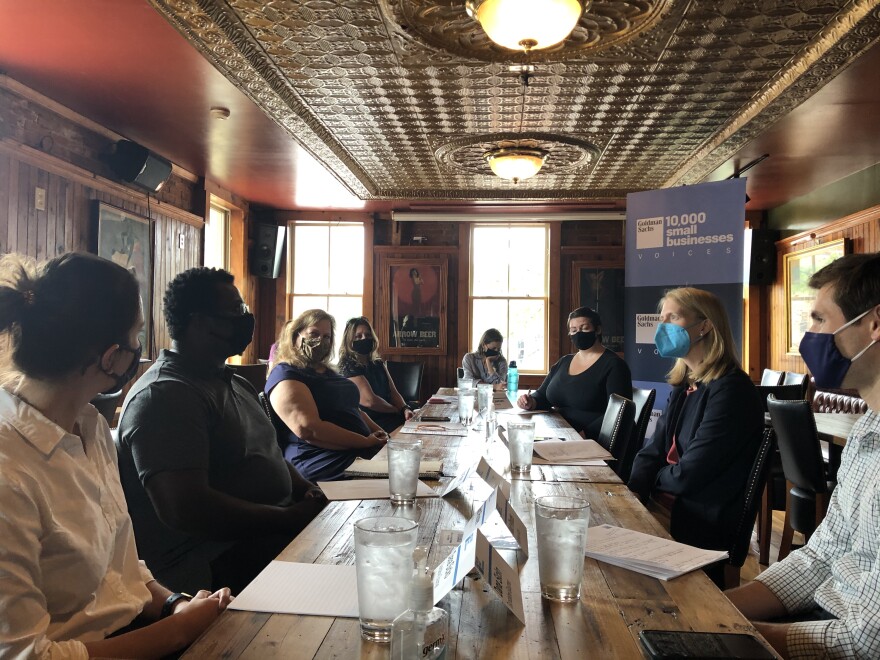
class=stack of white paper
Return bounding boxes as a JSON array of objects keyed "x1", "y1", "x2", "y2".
[
  {"x1": 343, "y1": 458, "x2": 443, "y2": 478},
  {"x1": 584, "y1": 524, "x2": 728, "y2": 580},
  {"x1": 532, "y1": 439, "x2": 613, "y2": 464}
]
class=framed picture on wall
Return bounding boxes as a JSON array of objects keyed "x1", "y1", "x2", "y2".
[
  {"x1": 784, "y1": 238, "x2": 849, "y2": 354},
  {"x1": 378, "y1": 256, "x2": 447, "y2": 355},
  {"x1": 94, "y1": 202, "x2": 153, "y2": 354},
  {"x1": 571, "y1": 262, "x2": 625, "y2": 353}
]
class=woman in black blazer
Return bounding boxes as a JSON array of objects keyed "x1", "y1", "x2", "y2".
[{"x1": 628, "y1": 287, "x2": 763, "y2": 557}]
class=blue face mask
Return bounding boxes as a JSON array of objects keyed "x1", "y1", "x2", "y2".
[
  {"x1": 799, "y1": 307, "x2": 876, "y2": 389},
  {"x1": 654, "y1": 321, "x2": 704, "y2": 359}
]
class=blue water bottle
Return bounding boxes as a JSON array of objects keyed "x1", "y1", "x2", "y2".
[{"x1": 507, "y1": 360, "x2": 519, "y2": 395}]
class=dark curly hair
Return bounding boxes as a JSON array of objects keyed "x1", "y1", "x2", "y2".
[
  {"x1": 163, "y1": 267, "x2": 234, "y2": 340},
  {"x1": 0, "y1": 252, "x2": 140, "y2": 379}
]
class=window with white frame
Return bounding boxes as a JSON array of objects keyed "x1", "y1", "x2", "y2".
[
  {"x1": 470, "y1": 224, "x2": 549, "y2": 373},
  {"x1": 204, "y1": 204, "x2": 229, "y2": 270},
  {"x1": 288, "y1": 221, "x2": 364, "y2": 354}
]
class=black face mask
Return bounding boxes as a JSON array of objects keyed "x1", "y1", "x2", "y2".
[
  {"x1": 571, "y1": 330, "x2": 597, "y2": 351},
  {"x1": 207, "y1": 312, "x2": 255, "y2": 356},
  {"x1": 484, "y1": 348, "x2": 500, "y2": 357},
  {"x1": 101, "y1": 343, "x2": 142, "y2": 394},
  {"x1": 352, "y1": 337, "x2": 375, "y2": 355}
]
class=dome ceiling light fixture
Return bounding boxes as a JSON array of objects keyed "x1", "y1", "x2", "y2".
[
  {"x1": 484, "y1": 65, "x2": 547, "y2": 184},
  {"x1": 465, "y1": 0, "x2": 584, "y2": 52}
]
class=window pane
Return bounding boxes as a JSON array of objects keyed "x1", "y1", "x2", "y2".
[
  {"x1": 329, "y1": 225, "x2": 364, "y2": 294},
  {"x1": 291, "y1": 295, "x2": 328, "y2": 321},
  {"x1": 507, "y1": 299, "x2": 546, "y2": 372},
  {"x1": 471, "y1": 299, "x2": 509, "y2": 354},
  {"x1": 293, "y1": 226, "x2": 329, "y2": 294},
  {"x1": 327, "y1": 296, "x2": 363, "y2": 359},
  {"x1": 508, "y1": 227, "x2": 546, "y2": 297},
  {"x1": 472, "y1": 226, "x2": 509, "y2": 296},
  {"x1": 205, "y1": 205, "x2": 228, "y2": 270}
]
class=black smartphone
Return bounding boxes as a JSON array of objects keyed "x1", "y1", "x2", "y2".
[
  {"x1": 639, "y1": 630, "x2": 776, "y2": 659},
  {"x1": 456, "y1": 367, "x2": 465, "y2": 379},
  {"x1": 421, "y1": 416, "x2": 450, "y2": 422}
]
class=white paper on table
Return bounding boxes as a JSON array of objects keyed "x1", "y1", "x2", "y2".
[
  {"x1": 476, "y1": 456, "x2": 511, "y2": 498},
  {"x1": 496, "y1": 408, "x2": 548, "y2": 416},
  {"x1": 463, "y1": 487, "x2": 499, "y2": 536},
  {"x1": 474, "y1": 529, "x2": 525, "y2": 624},
  {"x1": 228, "y1": 561, "x2": 358, "y2": 617},
  {"x1": 432, "y1": 525, "x2": 479, "y2": 604},
  {"x1": 398, "y1": 421, "x2": 468, "y2": 436},
  {"x1": 318, "y1": 479, "x2": 437, "y2": 501},
  {"x1": 437, "y1": 529, "x2": 464, "y2": 545},
  {"x1": 495, "y1": 488, "x2": 529, "y2": 556},
  {"x1": 532, "y1": 439, "x2": 612, "y2": 462},
  {"x1": 584, "y1": 524, "x2": 729, "y2": 580}
]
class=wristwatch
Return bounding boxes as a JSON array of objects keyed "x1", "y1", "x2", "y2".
[{"x1": 161, "y1": 592, "x2": 191, "y2": 618}]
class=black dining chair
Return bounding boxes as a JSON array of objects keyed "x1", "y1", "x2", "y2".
[
  {"x1": 386, "y1": 360, "x2": 424, "y2": 409},
  {"x1": 782, "y1": 371, "x2": 810, "y2": 398},
  {"x1": 718, "y1": 427, "x2": 776, "y2": 589},
  {"x1": 767, "y1": 394, "x2": 833, "y2": 561},
  {"x1": 596, "y1": 393, "x2": 635, "y2": 475},
  {"x1": 258, "y1": 391, "x2": 287, "y2": 451},
  {"x1": 618, "y1": 387, "x2": 656, "y2": 482},
  {"x1": 90, "y1": 389, "x2": 124, "y2": 427},
  {"x1": 760, "y1": 368, "x2": 785, "y2": 386}
]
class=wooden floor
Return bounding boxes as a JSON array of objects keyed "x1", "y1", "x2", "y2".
[{"x1": 740, "y1": 511, "x2": 804, "y2": 584}]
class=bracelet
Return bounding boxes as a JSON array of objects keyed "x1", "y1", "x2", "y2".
[{"x1": 161, "y1": 592, "x2": 191, "y2": 618}]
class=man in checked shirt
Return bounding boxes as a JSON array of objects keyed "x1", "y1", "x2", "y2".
[{"x1": 727, "y1": 252, "x2": 880, "y2": 659}]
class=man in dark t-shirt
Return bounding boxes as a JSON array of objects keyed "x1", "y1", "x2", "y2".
[{"x1": 117, "y1": 267, "x2": 325, "y2": 594}]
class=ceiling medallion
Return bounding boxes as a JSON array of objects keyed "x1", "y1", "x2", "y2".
[
  {"x1": 381, "y1": 0, "x2": 671, "y2": 63},
  {"x1": 435, "y1": 132, "x2": 600, "y2": 181},
  {"x1": 484, "y1": 147, "x2": 548, "y2": 183},
  {"x1": 465, "y1": 0, "x2": 583, "y2": 52}
]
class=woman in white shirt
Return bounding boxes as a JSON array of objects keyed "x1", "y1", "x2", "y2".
[{"x1": 0, "y1": 252, "x2": 232, "y2": 659}]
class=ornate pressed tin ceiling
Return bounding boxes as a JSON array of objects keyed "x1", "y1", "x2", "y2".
[{"x1": 150, "y1": 0, "x2": 880, "y2": 201}]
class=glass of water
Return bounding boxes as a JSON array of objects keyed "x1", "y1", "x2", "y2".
[
  {"x1": 387, "y1": 438, "x2": 422, "y2": 504},
  {"x1": 534, "y1": 496, "x2": 590, "y2": 602},
  {"x1": 457, "y1": 377, "x2": 475, "y2": 391},
  {"x1": 507, "y1": 419, "x2": 536, "y2": 473},
  {"x1": 354, "y1": 516, "x2": 419, "y2": 642},
  {"x1": 458, "y1": 387, "x2": 477, "y2": 426},
  {"x1": 477, "y1": 383, "x2": 493, "y2": 413}
]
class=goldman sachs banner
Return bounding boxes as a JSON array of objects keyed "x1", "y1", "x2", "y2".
[{"x1": 624, "y1": 178, "x2": 747, "y2": 433}]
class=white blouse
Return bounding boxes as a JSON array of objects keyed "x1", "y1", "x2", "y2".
[{"x1": 0, "y1": 388, "x2": 153, "y2": 659}]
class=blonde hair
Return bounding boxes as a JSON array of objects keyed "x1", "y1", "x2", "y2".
[
  {"x1": 338, "y1": 316, "x2": 381, "y2": 365},
  {"x1": 661, "y1": 287, "x2": 741, "y2": 387},
  {"x1": 273, "y1": 309, "x2": 336, "y2": 370}
]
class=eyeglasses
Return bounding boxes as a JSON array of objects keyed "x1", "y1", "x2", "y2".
[
  {"x1": 201, "y1": 303, "x2": 251, "y2": 320},
  {"x1": 414, "y1": 424, "x2": 448, "y2": 433}
]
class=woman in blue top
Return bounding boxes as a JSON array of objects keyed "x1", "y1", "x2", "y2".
[
  {"x1": 266, "y1": 309, "x2": 388, "y2": 481},
  {"x1": 337, "y1": 316, "x2": 414, "y2": 434},
  {"x1": 517, "y1": 307, "x2": 632, "y2": 439}
]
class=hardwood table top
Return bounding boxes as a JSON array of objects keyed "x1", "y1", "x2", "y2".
[
  {"x1": 765, "y1": 411, "x2": 862, "y2": 447},
  {"x1": 184, "y1": 476, "x2": 769, "y2": 658}
]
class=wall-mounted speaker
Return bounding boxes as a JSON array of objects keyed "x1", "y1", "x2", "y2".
[
  {"x1": 749, "y1": 228, "x2": 780, "y2": 285},
  {"x1": 251, "y1": 224, "x2": 286, "y2": 279},
  {"x1": 112, "y1": 140, "x2": 172, "y2": 192}
]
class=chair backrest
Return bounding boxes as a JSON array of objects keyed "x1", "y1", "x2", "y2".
[
  {"x1": 754, "y1": 384, "x2": 804, "y2": 413},
  {"x1": 230, "y1": 363, "x2": 268, "y2": 394},
  {"x1": 258, "y1": 391, "x2": 287, "y2": 451},
  {"x1": 386, "y1": 360, "x2": 424, "y2": 407},
  {"x1": 728, "y1": 427, "x2": 776, "y2": 566},
  {"x1": 782, "y1": 371, "x2": 809, "y2": 397},
  {"x1": 760, "y1": 368, "x2": 785, "y2": 386},
  {"x1": 90, "y1": 389, "x2": 123, "y2": 427},
  {"x1": 619, "y1": 388, "x2": 656, "y2": 482},
  {"x1": 767, "y1": 395, "x2": 827, "y2": 494},
  {"x1": 596, "y1": 394, "x2": 636, "y2": 473}
]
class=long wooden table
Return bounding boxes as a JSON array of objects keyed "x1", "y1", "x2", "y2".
[
  {"x1": 765, "y1": 411, "x2": 862, "y2": 447},
  {"x1": 183, "y1": 408, "x2": 773, "y2": 659}
]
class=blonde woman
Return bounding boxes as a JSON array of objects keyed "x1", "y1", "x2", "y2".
[
  {"x1": 628, "y1": 287, "x2": 763, "y2": 578},
  {"x1": 337, "y1": 316, "x2": 413, "y2": 433},
  {"x1": 265, "y1": 309, "x2": 387, "y2": 481}
]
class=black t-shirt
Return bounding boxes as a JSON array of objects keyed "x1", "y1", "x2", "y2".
[
  {"x1": 116, "y1": 349, "x2": 293, "y2": 592},
  {"x1": 337, "y1": 356, "x2": 392, "y2": 402},
  {"x1": 532, "y1": 350, "x2": 633, "y2": 438}
]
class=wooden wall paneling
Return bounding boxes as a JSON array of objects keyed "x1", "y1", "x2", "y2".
[
  {"x1": 457, "y1": 224, "x2": 470, "y2": 382},
  {"x1": 769, "y1": 204, "x2": 880, "y2": 374},
  {"x1": 6, "y1": 154, "x2": 18, "y2": 252},
  {"x1": 548, "y1": 222, "x2": 562, "y2": 369}
]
